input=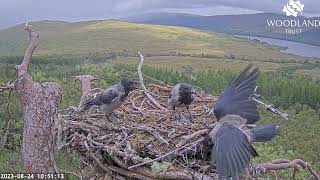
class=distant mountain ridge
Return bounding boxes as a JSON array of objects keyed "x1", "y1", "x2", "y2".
[{"x1": 123, "y1": 13, "x2": 320, "y2": 46}]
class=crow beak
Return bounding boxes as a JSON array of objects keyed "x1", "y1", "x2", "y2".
[{"x1": 132, "y1": 81, "x2": 141, "y2": 89}]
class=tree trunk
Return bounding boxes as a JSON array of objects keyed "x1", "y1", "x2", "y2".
[{"x1": 14, "y1": 23, "x2": 63, "y2": 173}]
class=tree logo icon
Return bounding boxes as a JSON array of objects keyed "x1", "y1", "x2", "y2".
[{"x1": 283, "y1": 0, "x2": 304, "y2": 17}]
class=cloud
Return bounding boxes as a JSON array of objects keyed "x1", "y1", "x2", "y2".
[
  {"x1": 114, "y1": 0, "x2": 320, "y2": 14},
  {"x1": 0, "y1": 0, "x2": 319, "y2": 28}
]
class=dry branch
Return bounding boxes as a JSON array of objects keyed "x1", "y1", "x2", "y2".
[
  {"x1": 257, "y1": 159, "x2": 319, "y2": 180},
  {"x1": 128, "y1": 138, "x2": 204, "y2": 170},
  {"x1": 252, "y1": 97, "x2": 289, "y2": 120},
  {"x1": 135, "y1": 124, "x2": 169, "y2": 146},
  {"x1": 74, "y1": 75, "x2": 97, "y2": 99},
  {"x1": 15, "y1": 22, "x2": 39, "y2": 77},
  {"x1": 137, "y1": 52, "x2": 168, "y2": 111},
  {"x1": 252, "y1": 86, "x2": 289, "y2": 120},
  {"x1": 137, "y1": 52, "x2": 147, "y2": 91}
]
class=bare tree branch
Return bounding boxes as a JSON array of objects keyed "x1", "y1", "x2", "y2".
[
  {"x1": 257, "y1": 159, "x2": 319, "y2": 180},
  {"x1": 137, "y1": 52, "x2": 147, "y2": 91},
  {"x1": 74, "y1": 75, "x2": 97, "y2": 98},
  {"x1": 74, "y1": 75, "x2": 97, "y2": 107},
  {"x1": 137, "y1": 52, "x2": 168, "y2": 111},
  {"x1": 15, "y1": 22, "x2": 39, "y2": 77},
  {"x1": 252, "y1": 86, "x2": 289, "y2": 120},
  {"x1": 252, "y1": 97, "x2": 289, "y2": 120}
]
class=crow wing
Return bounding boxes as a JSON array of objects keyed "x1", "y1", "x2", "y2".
[
  {"x1": 82, "y1": 88, "x2": 119, "y2": 110},
  {"x1": 214, "y1": 122, "x2": 258, "y2": 180},
  {"x1": 169, "y1": 84, "x2": 181, "y2": 108},
  {"x1": 214, "y1": 64, "x2": 260, "y2": 124},
  {"x1": 98, "y1": 88, "x2": 119, "y2": 104}
]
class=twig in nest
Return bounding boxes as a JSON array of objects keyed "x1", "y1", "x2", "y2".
[
  {"x1": 130, "y1": 96, "x2": 145, "y2": 115},
  {"x1": 135, "y1": 124, "x2": 169, "y2": 146},
  {"x1": 176, "y1": 129, "x2": 210, "y2": 148},
  {"x1": 137, "y1": 52, "x2": 168, "y2": 111},
  {"x1": 128, "y1": 138, "x2": 203, "y2": 170},
  {"x1": 84, "y1": 141, "x2": 154, "y2": 180},
  {"x1": 137, "y1": 52, "x2": 147, "y2": 92}
]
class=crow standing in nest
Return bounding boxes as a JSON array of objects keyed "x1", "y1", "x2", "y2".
[
  {"x1": 82, "y1": 78, "x2": 140, "y2": 120},
  {"x1": 169, "y1": 83, "x2": 195, "y2": 121},
  {"x1": 207, "y1": 64, "x2": 279, "y2": 180}
]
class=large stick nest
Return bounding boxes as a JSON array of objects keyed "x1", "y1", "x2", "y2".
[{"x1": 58, "y1": 84, "x2": 219, "y2": 179}]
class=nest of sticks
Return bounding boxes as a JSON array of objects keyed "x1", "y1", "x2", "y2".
[
  {"x1": 57, "y1": 54, "x2": 320, "y2": 179},
  {"x1": 58, "y1": 84, "x2": 220, "y2": 179}
]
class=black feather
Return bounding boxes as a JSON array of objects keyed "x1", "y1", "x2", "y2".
[
  {"x1": 82, "y1": 96, "x2": 102, "y2": 111},
  {"x1": 214, "y1": 64, "x2": 260, "y2": 124},
  {"x1": 214, "y1": 122, "x2": 258, "y2": 179},
  {"x1": 82, "y1": 89, "x2": 119, "y2": 111},
  {"x1": 251, "y1": 124, "x2": 278, "y2": 142}
]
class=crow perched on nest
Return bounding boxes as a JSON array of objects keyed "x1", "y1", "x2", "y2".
[
  {"x1": 82, "y1": 78, "x2": 140, "y2": 119},
  {"x1": 169, "y1": 83, "x2": 195, "y2": 120},
  {"x1": 208, "y1": 64, "x2": 278, "y2": 180}
]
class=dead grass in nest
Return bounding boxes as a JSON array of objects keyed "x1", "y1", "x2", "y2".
[{"x1": 58, "y1": 84, "x2": 219, "y2": 179}]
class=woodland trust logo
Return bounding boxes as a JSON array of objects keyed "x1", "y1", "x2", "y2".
[
  {"x1": 266, "y1": 0, "x2": 320, "y2": 35},
  {"x1": 283, "y1": 0, "x2": 304, "y2": 17}
]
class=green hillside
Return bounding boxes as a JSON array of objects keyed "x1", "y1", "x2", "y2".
[
  {"x1": 0, "y1": 20, "x2": 320, "y2": 179},
  {"x1": 0, "y1": 20, "x2": 306, "y2": 63},
  {"x1": 125, "y1": 13, "x2": 320, "y2": 46}
]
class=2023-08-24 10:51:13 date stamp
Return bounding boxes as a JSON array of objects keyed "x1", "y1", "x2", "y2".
[{"x1": 0, "y1": 173, "x2": 65, "y2": 179}]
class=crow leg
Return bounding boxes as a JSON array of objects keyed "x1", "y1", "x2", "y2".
[
  {"x1": 174, "y1": 108, "x2": 183, "y2": 122},
  {"x1": 105, "y1": 114, "x2": 113, "y2": 122},
  {"x1": 112, "y1": 112, "x2": 120, "y2": 119},
  {"x1": 172, "y1": 107, "x2": 178, "y2": 121},
  {"x1": 186, "y1": 106, "x2": 192, "y2": 121}
]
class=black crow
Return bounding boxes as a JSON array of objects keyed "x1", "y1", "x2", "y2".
[
  {"x1": 169, "y1": 83, "x2": 195, "y2": 120},
  {"x1": 82, "y1": 78, "x2": 140, "y2": 119},
  {"x1": 208, "y1": 64, "x2": 278, "y2": 179}
]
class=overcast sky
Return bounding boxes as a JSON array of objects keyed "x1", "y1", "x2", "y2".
[{"x1": 1, "y1": 0, "x2": 320, "y2": 28}]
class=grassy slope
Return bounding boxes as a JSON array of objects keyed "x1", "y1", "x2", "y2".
[
  {"x1": 115, "y1": 56, "x2": 299, "y2": 72},
  {"x1": 0, "y1": 20, "x2": 305, "y2": 63},
  {"x1": 125, "y1": 12, "x2": 320, "y2": 46}
]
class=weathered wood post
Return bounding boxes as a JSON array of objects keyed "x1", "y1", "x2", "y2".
[{"x1": 14, "y1": 23, "x2": 63, "y2": 173}]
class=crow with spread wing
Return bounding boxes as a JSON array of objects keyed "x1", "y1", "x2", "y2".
[
  {"x1": 208, "y1": 64, "x2": 278, "y2": 179},
  {"x1": 82, "y1": 78, "x2": 140, "y2": 120}
]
